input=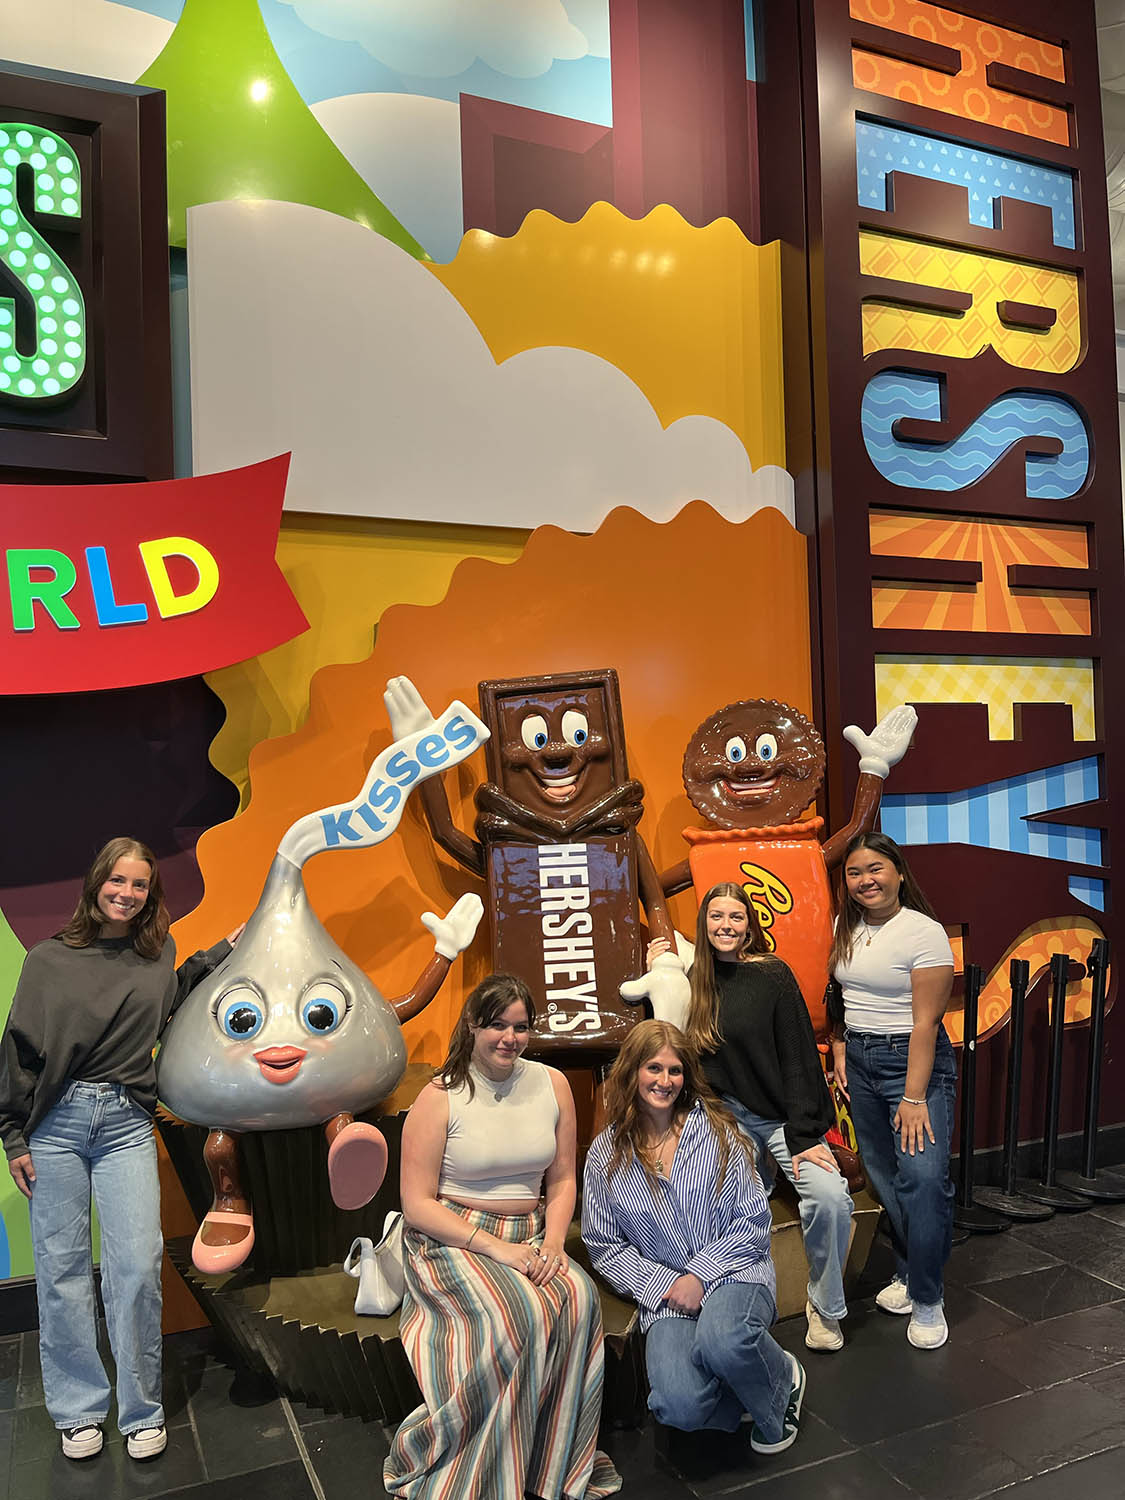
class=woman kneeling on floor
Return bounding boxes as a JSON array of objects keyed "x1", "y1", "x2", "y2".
[
  {"x1": 384, "y1": 973, "x2": 620, "y2": 1500},
  {"x1": 582, "y1": 1019, "x2": 805, "y2": 1456}
]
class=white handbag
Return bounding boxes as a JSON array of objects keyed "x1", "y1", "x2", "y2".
[{"x1": 344, "y1": 1211, "x2": 405, "y2": 1316}]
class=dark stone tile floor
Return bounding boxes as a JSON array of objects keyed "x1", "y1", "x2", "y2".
[{"x1": 5, "y1": 1193, "x2": 1125, "y2": 1497}]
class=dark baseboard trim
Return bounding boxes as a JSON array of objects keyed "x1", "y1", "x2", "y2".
[
  {"x1": 0, "y1": 1276, "x2": 39, "y2": 1337},
  {"x1": 954, "y1": 1125, "x2": 1125, "y2": 1185}
]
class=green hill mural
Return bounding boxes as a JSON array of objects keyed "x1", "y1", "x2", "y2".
[{"x1": 139, "y1": 0, "x2": 429, "y2": 255}]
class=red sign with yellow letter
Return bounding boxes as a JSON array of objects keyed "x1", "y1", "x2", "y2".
[{"x1": 1, "y1": 453, "x2": 306, "y2": 694}]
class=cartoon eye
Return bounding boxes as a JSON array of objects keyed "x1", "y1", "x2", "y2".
[
  {"x1": 301, "y1": 983, "x2": 348, "y2": 1035},
  {"x1": 725, "y1": 736, "x2": 748, "y2": 763},
  {"x1": 216, "y1": 987, "x2": 265, "y2": 1040},
  {"x1": 561, "y1": 710, "x2": 589, "y2": 746},
  {"x1": 520, "y1": 714, "x2": 550, "y2": 750},
  {"x1": 755, "y1": 733, "x2": 779, "y2": 762}
]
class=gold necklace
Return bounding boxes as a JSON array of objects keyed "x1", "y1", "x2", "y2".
[
  {"x1": 646, "y1": 1125, "x2": 676, "y2": 1173},
  {"x1": 863, "y1": 907, "x2": 900, "y2": 946}
]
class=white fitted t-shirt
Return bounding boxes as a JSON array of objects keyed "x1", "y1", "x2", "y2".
[
  {"x1": 834, "y1": 907, "x2": 954, "y2": 1035},
  {"x1": 439, "y1": 1058, "x2": 559, "y2": 1202}
]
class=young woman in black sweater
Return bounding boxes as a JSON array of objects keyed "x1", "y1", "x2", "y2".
[
  {"x1": 0, "y1": 838, "x2": 235, "y2": 1463},
  {"x1": 648, "y1": 881, "x2": 853, "y2": 1352}
]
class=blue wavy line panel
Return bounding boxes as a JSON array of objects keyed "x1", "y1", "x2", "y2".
[
  {"x1": 881, "y1": 756, "x2": 1103, "y2": 867},
  {"x1": 861, "y1": 369, "x2": 1090, "y2": 498},
  {"x1": 1068, "y1": 876, "x2": 1106, "y2": 911},
  {"x1": 855, "y1": 119, "x2": 1077, "y2": 249}
]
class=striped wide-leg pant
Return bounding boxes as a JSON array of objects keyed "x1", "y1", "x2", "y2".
[{"x1": 383, "y1": 1202, "x2": 621, "y2": 1500}]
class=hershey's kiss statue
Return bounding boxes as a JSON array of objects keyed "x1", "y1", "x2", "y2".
[{"x1": 157, "y1": 684, "x2": 489, "y2": 1273}]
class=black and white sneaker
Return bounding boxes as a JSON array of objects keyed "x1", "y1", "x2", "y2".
[
  {"x1": 61, "y1": 1425, "x2": 103, "y2": 1460},
  {"x1": 749, "y1": 1353, "x2": 806, "y2": 1455},
  {"x1": 127, "y1": 1425, "x2": 168, "y2": 1460}
]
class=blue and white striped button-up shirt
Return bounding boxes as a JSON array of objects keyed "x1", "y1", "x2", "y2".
[{"x1": 581, "y1": 1101, "x2": 775, "y2": 1331}]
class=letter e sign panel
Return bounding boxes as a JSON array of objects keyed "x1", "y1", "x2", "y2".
[{"x1": 0, "y1": 63, "x2": 172, "y2": 481}]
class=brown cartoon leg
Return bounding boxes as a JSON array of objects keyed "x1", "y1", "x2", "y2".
[
  {"x1": 326, "y1": 1112, "x2": 388, "y2": 1211},
  {"x1": 191, "y1": 1129, "x2": 255, "y2": 1274}
]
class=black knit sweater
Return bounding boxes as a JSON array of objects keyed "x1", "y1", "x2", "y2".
[{"x1": 701, "y1": 956, "x2": 835, "y2": 1156}]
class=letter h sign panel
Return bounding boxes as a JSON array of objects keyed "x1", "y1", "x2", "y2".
[{"x1": 0, "y1": 63, "x2": 172, "y2": 481}]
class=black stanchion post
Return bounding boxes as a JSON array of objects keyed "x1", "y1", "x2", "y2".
[
  {"x1": 953, "y1": 964, "x2": 1010, "y2": 1233},
  {"x1": 975, "y1": 958, "x2": 1054, "y2": 1222},
  {"x1": 1057, "y1": 939, "x2": 1125, "y2": 1201},
  {"x1": 1015, "y1": 952, "x2": 1089, "y2": 1211}
]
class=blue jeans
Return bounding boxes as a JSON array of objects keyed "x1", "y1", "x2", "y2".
[
  {"x1": 28, "y1": 1081, "x2": 165, "y2": 1434},
  {"x1": 722, "y1": 1096, "x2": 853, "y2": 1320},
  {"x1": 844, "y1": 1029, "x2": 957, "y2": 1307},
  {"x1": 644, "y1": 1282, "x2": 791, "y2": 1441}
]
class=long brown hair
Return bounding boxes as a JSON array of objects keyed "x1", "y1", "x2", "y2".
[
  {"x1": 684, "y1": 881, "x2": 771, "y2": 1053},
  {"x1": 829, "y1": 832, "x2": 939, "y2": 970},
  {"x1": 436, "y1": 973, "x2": 537, "y2": 1100},
  {"x1": 602, "y1": 1019, "x2": 751, "y2": 1190},
  {"x1": 58, "y1": 837, "x2": 169, "y2": 960}
]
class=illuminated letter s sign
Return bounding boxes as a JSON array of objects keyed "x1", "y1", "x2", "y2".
[{"x1": 0, "y1": 124, "x2": 85, "y2": 403}]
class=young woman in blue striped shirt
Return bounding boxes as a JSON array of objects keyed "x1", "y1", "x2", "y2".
[{"x1": 582, "y1": 1020, "x2": 805, "y2": 1454}]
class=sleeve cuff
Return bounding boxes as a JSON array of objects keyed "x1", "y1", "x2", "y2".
[{"x1": 640, "y1": 1264, "x2": 681, "y2": 1309}]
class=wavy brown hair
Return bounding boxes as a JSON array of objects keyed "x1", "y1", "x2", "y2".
[
  {"x1": 829, "y1": 832, "x2": 939, "y2": 971},
  {"x1": 58, "y1": 837, "x2": 169, "y2": 960},
  {"x1": 602, "y1": 1019, "x2": 751, "y2": 1191},
  {"x1": 436, "y1": 973, "x2": 537, "y2": 1100},
  {"x1": 684, "y1": 881, "x2": 772, "y2": 1053}
]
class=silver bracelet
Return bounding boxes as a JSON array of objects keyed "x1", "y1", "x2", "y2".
[
  {"x1": 901, "y1": 1095, "x2": 927, "y2": 1107},
  {"x1": 465, "y1": 1225, "x2": 480, "y2": 1250}
]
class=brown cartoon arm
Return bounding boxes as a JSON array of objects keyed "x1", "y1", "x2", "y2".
[
  {"x1": 660, "y1": 857, "x2": 692, "y2": 898},
  {"x1": 822, "y1": 773, "x2": 884, "y2": 871},
  {"x1": 636, "y1": 837, "x2": 677, "y2": 946},
  {"x1": 391, "y1": 953, "x2": 452, "y2": 1024},
  {"x1": 418, "y1": 776, "x2": 485, "y2": 877}
]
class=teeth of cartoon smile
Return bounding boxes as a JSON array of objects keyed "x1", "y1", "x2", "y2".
[
  {"x1": 253, "y1": 1045, "x2": 308, "y2": 1084},
  {"x1": 721, "y1": 777, "x2": 777, "y2": 797},
  {"x1": 539, "y1": 772, "x2": 578, "y2": 802}
]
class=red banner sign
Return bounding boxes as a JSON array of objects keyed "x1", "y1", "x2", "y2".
[{"x1": 1, "y1": 454, "x2": 307, "y2": 694}]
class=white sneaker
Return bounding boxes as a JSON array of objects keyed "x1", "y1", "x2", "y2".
[
  {"x1": 875, "y1": 1277, "x2": 913, "y2": 1315},
  {"x1": 804, "y1": 1300, "x2": 844, "y2": 1351},
  {"x1": 127, "y1": 1426, "x2": 168, "y2": 1460},
  {"x1": 61, "y1": 1425, "x2": 103, "y2": 1460},
  {"x1": 907, "y1": 1301, "x2": 948, "y2": 1350}
]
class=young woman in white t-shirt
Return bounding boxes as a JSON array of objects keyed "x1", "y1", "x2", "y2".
[{"x1": 829, "y1": 834, "x2": 956, "y2": 1350}]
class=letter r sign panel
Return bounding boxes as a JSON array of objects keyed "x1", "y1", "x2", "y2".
[{"x1": 0, "y1": 62, "x2": 172, "y2": 481}]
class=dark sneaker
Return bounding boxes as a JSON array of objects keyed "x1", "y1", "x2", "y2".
[
  {"x1": 61, "y1": 1425, "x2": 103, "y2": 1459},
  {"x1": 749, "y1": 1353, "x2": 806, "y2": 1454},
  {"x1": 127, "y1": 1426, "x2": 168, "y2": 1460}
]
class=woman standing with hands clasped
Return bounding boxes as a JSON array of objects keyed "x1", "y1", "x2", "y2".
[
  {"x1": 0, "y1": 837, "x2": 238, "y2": 1463},
  {"x1": 648, "y1": 882, "x2": 853, "y2": 1354},
  {"x1": 385, "y1": 973, "x2": 620, "y2": 1500},
  {"x1": 583, "y1": 1020, "x2": 805, "y2": 1455},
  {"x1": 829, "y1": 833, "x2": 956, "y2": 1350}
]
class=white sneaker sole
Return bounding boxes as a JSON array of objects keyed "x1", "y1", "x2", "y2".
[
  {"x1": 61, "y1": 1430, "x2": 103, "y2": 1460},
  {"x1": 907, "y1": 1321, "x2": 949, "y2": 1350},
  {"x1": 127, "y1": 1428, "x2": 168, "y2": 1460}
]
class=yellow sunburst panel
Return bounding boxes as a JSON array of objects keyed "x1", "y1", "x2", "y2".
[
  {"x1": 429, "y1": 203, "x2": 785, "y2": 472},
  {"x1": 870, "y1": 511, "x2": 1090, "y2": 634},
  {"x1": 205, "y1": 513, "x2": 526, "y2": 808},
  {"x1": 860, "y1": 231, "x2": 1081, "y2": 372},
  {"x1": 875, "y1": 657, "x2": 1095, "y2": 740}
]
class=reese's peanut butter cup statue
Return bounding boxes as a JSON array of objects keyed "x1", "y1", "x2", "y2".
[
  {"x1": 157, "y1": 685, "x2": 489, "y2": 1273},
  {"x1": 658, "y1": 700, "x2": 917, "y2": 1034},
  {"x1": 386, "y1": 670, "x2": 690, "y2": 1056}
]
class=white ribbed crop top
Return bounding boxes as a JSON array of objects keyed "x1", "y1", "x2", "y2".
[{"x1": 439, "y1": 1058, "x2": 559, "y2": 1203}]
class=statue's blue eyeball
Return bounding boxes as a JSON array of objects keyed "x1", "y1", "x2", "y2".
[
  {"x1": 217, "y1": 988, "x2": 265, "y2": 1040},
  {"x1": 521, "y1": 714, "x2": 549, "y2": 751},
  {"x1": 300, "y1": 983, "x2": 348, "y2": 1035},
  {"x1": 725, "y1": 736, "x2": 747, "y2": 763},
  {"x1": 562, "y1": 710, "x2": 589, "y2": 746},
  {"x1": 755, "y1": 733, "x2": 779, "y2": 762}
]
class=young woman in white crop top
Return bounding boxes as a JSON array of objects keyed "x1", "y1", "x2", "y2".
[{"x1": 384, "y1": 973, "x2": 620, "y2": 1499}]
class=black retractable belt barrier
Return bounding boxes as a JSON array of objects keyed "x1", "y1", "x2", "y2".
[
  {"x1": 1014, "y1": 952, "x2": 1090, "y2": 1211},
  {"x1": 953, "y1": 964, "x2": 1010, "y2": 1233},
  {"x1": 974, "y1": 959, "x2": 1054, "y2": 1222},
  {"x1": 1056, "y1": 940, "x2": 1125, "y2": 1202}
]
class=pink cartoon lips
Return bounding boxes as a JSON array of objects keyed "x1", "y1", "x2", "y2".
[{"x1": 253, "y1": 1045, "x2": 308, "y2": 1084}]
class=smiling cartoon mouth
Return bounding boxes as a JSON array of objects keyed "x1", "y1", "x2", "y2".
[
  {"x1": 720, "y1": 776, "x2": 778, "y2": 800},
  {"x1": 537, "y1": 770, "x2": 581, "y2": 803},
  {"x1": 253, "y1": 1046, "x2": 308, "y2": 1084}
]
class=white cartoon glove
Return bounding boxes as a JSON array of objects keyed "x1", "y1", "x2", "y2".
[
  {"x1": 422, "y1": 894, "x2": 485, "y2": 960},
  {"x1": 842, "y1": 705, "x2": 918, "y2": 780},
  {"x1": 620, "y1": 952, "x2": 692, "y2": 1033},
  {"x1": 384, "y1": 675, "x2": 438, "y2": 741}
]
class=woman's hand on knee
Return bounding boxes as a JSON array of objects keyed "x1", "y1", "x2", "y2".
[
  {"x1": 791, "y1": 1143, "x2": 839, "y2": 1178},
  {"x1": 486, "y1": 1239, "x2": 540, "y2": 1278},
  {"x1": 893, "y1": 1100, "x2": 935, "y2": 1156},
  {"x1": 662, "y1": 1273, "x2": 705, "y2": 1315},
  {"x1": 527, "y1": 1238, "x2": 568, "y2": 1285},
  {"x1": 8, "y1": 1154, "x2": 34, "y2": 1199}
]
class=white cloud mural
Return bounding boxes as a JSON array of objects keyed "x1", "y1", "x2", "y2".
[
  {"x1": 310, "y1": 92, "x2": 463, "y2": 263},
  {"x1": 276, "y1": 0, "x2": 589, "y2": 78},
  {"x1": 564, "y1": 0, "x2": 610, "y2": 59},
  {"x1": 187, "y1": 199, "x2": 794, "y2": 532},
  {"x1": 3, "y1": 0, "x2": 174, "y2": 83}
]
